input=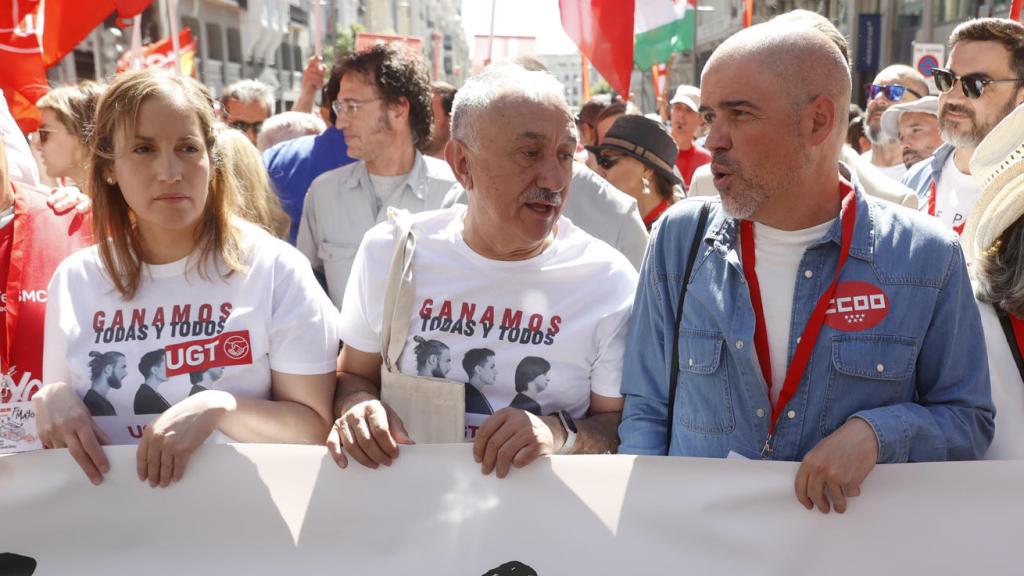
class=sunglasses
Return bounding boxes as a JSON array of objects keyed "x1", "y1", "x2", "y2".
[
  {"x1": 932, "y1": 68, "x2": 1024, "y2": 99},
  {"x1": 865, "y1": 83, "x2": 924, "y2": 102},
  {"x1": 596, "y1": 154, "x2": 622, "y2": 170},
  {"x1": 230, "y1": 120, "x2": 264, "y2": 134}
]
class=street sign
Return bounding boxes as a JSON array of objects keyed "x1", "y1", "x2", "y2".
[
  {"x1": 913, "y1": 42, "x2": 946, "y2": 94},
  {"x1": 857, "y1": 14, "x2": 882, "y2": 72}
]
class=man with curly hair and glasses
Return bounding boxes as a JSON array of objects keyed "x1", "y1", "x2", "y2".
[
  {"x1": 297, "y1": 44, "x2": 456, "y2": 308},
  {"x1": 903, "y1": 18, "x2": 1024, "y2": 245}
]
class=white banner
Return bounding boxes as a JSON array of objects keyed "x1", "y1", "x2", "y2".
[{"x1": 0, "y1": 444, "x2": 1020, "y2": 574}]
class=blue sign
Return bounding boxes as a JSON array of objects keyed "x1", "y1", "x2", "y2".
[{"x1": 857, "y1": 14, "x2": 882, "y2": 72}]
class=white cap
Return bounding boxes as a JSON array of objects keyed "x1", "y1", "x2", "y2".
[
  {"x1": 669, "y1": 85, "x2": 700, "y2": 112},
  {"x1": 880, "y1": 96, "x2": 939, "y2": 140},
  {"x1": 963, "y1": 103, "x2": 1024, "y2": 261}
]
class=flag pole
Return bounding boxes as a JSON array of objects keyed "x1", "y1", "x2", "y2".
[
  {"x1": 167, "y1": 0, "x2": 182, "y2": 76},
  {"x1": 1011, "y1": 0, "x2": 1023, "y2": 21},
  {"x1": 130, "y1": 15, "x2": 143, "y2": 70},
  {"x1": 313, "y1": 0, "x2": 323, "y2": 59},
  {"x1": 487, "y1": 0, "x2": 498, "y2": 66},
  {"x1": 581, "y1": 54, "x2": 591, "y2": 102}
]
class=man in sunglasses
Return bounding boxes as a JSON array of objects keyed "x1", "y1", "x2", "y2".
[
  {"x1": 903, "y1": 18, "x2": 1024, "y2": 241},
  {"x1": 220, "y1": 79, "x2": 275, "y2": 145},
  {"x1": 862, "y1": 65, "x2": 930, "y2": 181},
  {"x1": 298, "y1": 43, "x2": 455, "y2": 309}
]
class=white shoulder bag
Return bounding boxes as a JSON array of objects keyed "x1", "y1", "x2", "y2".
[{"x1": 378, "y1": 211, "x2": 465, "y2": 444}]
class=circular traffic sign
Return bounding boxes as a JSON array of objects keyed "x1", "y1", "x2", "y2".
[{"x1": 918, "y1": 54, "x2": 940, "y2": 76}]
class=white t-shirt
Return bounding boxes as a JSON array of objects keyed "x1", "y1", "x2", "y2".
[
  {"x1": 42, "y1": 221, "x2": 340, "y2": 444},
  {"x1": 931, "y1": 153, "x2": 981, "y2": 233},
  {"x1": 860, "y1": 149, "x2": 908, "y2": 182},
  {"x1": 339, "y1": 206, "x2": 638, "y2": 441},
  {"x1": 977, "y1": 301, "x2": 1024, "y2": 460},
  {"x1": 749, "y1": 219, "x2": 835, "y2": 405}
]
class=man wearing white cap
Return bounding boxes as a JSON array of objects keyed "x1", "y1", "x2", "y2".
[
  {"x1": 669, "y1": 85, "x2": 711, "y2": 188},
  {"x1": 964, "y1": 103, "x2": 1024, "y2": 460},
  {"x1": 903, "y1": 18, "x2": 1024, "y2": 237},
  {"x1": 861, "y1": 65, "x2": 929, "y2": 181},
  {"x1": 880, "y1": 96, "x2": 943, "y2": 170}
]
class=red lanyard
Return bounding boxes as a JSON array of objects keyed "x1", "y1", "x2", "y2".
[
  {"x1": 1010, "y1": 315, "x2": 1024, "y2": 365},
  {"x1": 928, "y1": 181, "x2": 965, "y2": 236},
  {"x1": 740, "y1": 183, "x2": 857, "y2": 441}
]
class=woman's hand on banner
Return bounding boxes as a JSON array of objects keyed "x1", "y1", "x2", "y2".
[
  {"x1": 47, "y1": 186, "x2": 91, "y2": 215},
  {"x1": 136, "y1": 390, "x2": 232, "y2": 488},
  {"x1": 32, "y1": 381, "x2": 111, "y2": 485},
  {"x1": 327, "y1": 394, "x2": 413, "y2": 469}
]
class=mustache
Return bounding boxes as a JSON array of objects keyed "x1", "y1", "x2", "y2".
[
  {"x1": 941, "y1": 103, "x2": 975, "y2": 119},
  {"x1": 520, "y1": 189, "x2": 563, "y2": 205},
  {"x1": 711, "y1": 154, "x2": 739, "y2": 171}
]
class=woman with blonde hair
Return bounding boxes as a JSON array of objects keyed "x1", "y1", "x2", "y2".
[
  {"x1": 34, "y1": 82, "x2": 105, "y2": 188},
  {"x1": 33, "y1": 69, "x2": 339, "y2": 486},
  {"x1": 213, "y1": 126, "x2": 291, "y2": 239}
]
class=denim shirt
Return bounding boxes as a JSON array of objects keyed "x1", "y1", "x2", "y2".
[
  {"x1": 618, "y1": 184, "x2": 994, "y2": 463},
  {"x1": 902, "y1": 143, "x2": 955, "y2": 210}
]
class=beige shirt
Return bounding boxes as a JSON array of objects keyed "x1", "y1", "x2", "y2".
[{"x1": 297, "y1": 151, "x2": 456, "y2": 308}]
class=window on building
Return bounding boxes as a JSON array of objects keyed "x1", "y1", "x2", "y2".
[
  {"x1": 292, "y1": 44, "x2": 303, "y2": 72},
  {"x1": 893, "y1": 0, "x2": 924, "y2": 68},
  {"x1": 935, "y1": 0, "x2": 973, "y2": 24},
  {"x1": 205, "y1": 23, "x2": 223, "y2": 61},
  {"x1": 226, "y1": 28, "x2": 242, "y2": 64}
]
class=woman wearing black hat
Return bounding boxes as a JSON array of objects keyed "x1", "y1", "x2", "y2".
[{"x1": 588, "y1": 114, "x2": 683, "y2": 230}]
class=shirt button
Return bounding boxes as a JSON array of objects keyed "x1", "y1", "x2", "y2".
[
  {"x1": 804, "y1": 269, "x2": 813, "y2": 279},
  {"x1": 735, "y1": 340, "x2": 745, "y2": 350},
  {"x1": 787, "y1": 410, "x2": 797, "y2": 419},
  {"x1": 876, "y1": 363, "x2": 885, "y2": 373},
  {"x1": 755, "y1": 408, "x2": 765, "y2": 418},
  {"x1": 688, "y1": 358, "x2": 695, "y2": 367}
]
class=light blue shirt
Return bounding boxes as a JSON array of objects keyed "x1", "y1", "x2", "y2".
[{"x1": 618, "y1": 186, "x2": 994, "y2": 463}]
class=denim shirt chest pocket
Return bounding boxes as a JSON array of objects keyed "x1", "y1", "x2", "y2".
[
  {"x1": 677, "y1": 329, "x2": 736, "y2": 435},
  {"x1": 820, "y1": 333, "x2": 918, "y2": 436}
]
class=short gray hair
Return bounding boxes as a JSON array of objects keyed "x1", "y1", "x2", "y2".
[
  {"x1": 451, "y1": 63, "x2": 570, "y2": 150},
  {"x1": 255, "y1": 111, "x2": 326, "y2": 152},
  {"x1": 221, "y1": 79, "x2": 275, "y2": 115}
]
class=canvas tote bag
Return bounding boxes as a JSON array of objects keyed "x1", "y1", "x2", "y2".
[{"x1": 378, "y1": 210, "x2": 465, "y2": 444}]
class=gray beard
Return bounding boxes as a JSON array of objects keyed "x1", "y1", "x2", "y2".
[{"x1": 866, "y1": 122, "x2": 897, "y2": 146}]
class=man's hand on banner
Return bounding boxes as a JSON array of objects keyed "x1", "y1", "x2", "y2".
[
  {"x1": 136, "y1": 390, "x2": 232, "y2": 488},
  {"x1": 473, "y1": 408, "x2": 561, "y2": 479},
  {"x1": 47, "y1": 186, "x2": 92, "y2": 215},
  {"x1": 32, "y1": 381, "x2": 112, "y2": 485},
  {"x1": 328, "y1": 394, "x2": 414, "y2": 469},
  {"x1": 794, "y1": 417, "x2": 879, "y2": 514}
]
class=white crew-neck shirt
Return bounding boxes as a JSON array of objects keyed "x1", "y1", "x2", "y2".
[
  {"x1": 932, "y1": 153, "x2": 981, "y2": 234},
  {"x1": 749, "y1": 219, "x2": 835, "y2": 405}
]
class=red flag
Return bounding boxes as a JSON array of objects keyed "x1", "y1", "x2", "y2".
[
  {"x1": 560, "y1": 0, "x2": 635, "y2": 98},
  {"x1": 0, "y1": 0, "x2": 153, "y2": 133},
  {"x1": 743, "y1": 0, "x2": 755, "y2": 28},
  {"x1": 116, "y1": 28, "x2": 198, "y2": 77},
  {"x1": 1011, "y1": 0, "x2": 1023, "y2": 21}
]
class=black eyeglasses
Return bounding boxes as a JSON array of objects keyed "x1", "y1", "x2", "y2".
[
  {"x1": 932, "y1": 68, "x2": 1024, "y2": 99},
  {"x1": 596, "y1": 154, "x2": 622, "y2": 170},
  {"x1": 230, "y1": 120, "x2": 264, "y2": 134},
  {"x1": 865, "y1": 83, "x2": 924, "y2": 102}
]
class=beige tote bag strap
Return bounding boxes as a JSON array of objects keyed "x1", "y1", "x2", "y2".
[{"x1": 380, "y1": 209, "x2": 416, "y2": 372}]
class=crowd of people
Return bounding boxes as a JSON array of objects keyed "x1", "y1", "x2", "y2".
[{"x1": 2, "y1": 10, "x2": 1024, "y2": 515}]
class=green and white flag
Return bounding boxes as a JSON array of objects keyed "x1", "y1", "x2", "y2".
[{"x1": 634, "y1": 0, "x2": 696, "y2": 70}]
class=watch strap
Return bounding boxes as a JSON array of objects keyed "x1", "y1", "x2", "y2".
[{"x1": 556, "y1": 410, "x2": 577, "y2": 455}]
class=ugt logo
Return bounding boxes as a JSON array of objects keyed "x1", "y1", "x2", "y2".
[{"x1": 164, "y1": 330, "x2": 254, "y2": 377}]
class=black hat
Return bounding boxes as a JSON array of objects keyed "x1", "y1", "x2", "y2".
[{"x1": 586, "y1": 115, "x2": 681, "y2": 186}]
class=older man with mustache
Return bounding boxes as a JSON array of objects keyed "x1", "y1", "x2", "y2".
[
  {"x1": 903, "y1": 18, "x2": 1024, "y2": 244},
  {"x1": 327, "y1": 63, "x2": 638, "y2": 478}
]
